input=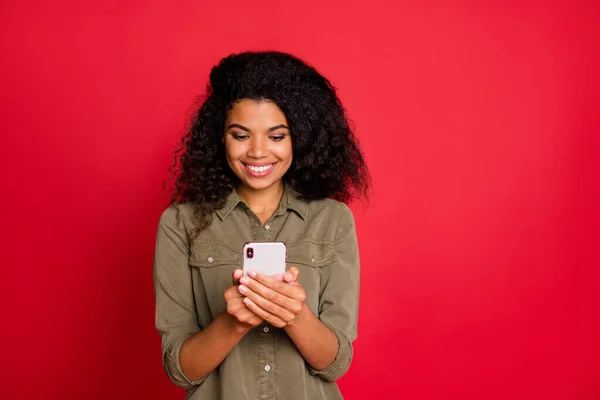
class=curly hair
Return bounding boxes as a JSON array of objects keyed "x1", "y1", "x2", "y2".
[{"x1": 167, "y1": 51, "x2": 370, "y2": 234}]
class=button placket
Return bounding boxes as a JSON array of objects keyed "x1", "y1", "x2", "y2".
[
  {"x1": 257, "y1": 320, "x2": 276, "y2": 398},
  {"x1": 263, "y1": 216, "x2": 276, "y2": 240}
]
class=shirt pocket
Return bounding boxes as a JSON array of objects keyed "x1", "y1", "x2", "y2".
[
  {"x1": 189, "y1": 241, "x2": 241, "y2": 268},
  {"x1": 286, "y1": 239, "x2": 336, "y2": 268},
  {"x1": 287, "y1": 239, "x2": 336, "y2": 314},
  {"x1": 189, "y1": 241, "x2": 242, "y2": 319}
]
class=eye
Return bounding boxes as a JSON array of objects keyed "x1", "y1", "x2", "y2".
[
  {"x1": 270, "y1": 135, "x2": 287, "y2": 142},
  {"x1": 232, "y1": 133, "x2": 249, "y2": 141}
]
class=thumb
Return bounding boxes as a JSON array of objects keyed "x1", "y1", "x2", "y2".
[
  {"x1": 284, "y1": 267, "x2": 300, "y2": 285},
  {"x1": 232, "y1": 269, "x2": 243, "y2": 285}
]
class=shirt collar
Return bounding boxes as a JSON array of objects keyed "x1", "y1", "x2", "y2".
[
  {"x1": 216, "y1": 182, "x2": 307, "y2": 221},
  {"x1": 279, "y1": 183, "x2": 307, "y2": 220}
]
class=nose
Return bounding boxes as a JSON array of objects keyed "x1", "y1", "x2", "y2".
[{"x1": 247, "y1": 137, "x2": 268, "y2": 158}]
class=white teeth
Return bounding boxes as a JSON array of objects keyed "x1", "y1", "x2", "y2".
[{"x1": 247, "y1": 164, "x2": 273, "y2": 173}]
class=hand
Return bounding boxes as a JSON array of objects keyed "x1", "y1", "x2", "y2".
[
  {"x1": 224, "y1": 269, "x2": 263, "y2": 331},
  {"x1": 237, "y1": 267, "x2": 306, "y2": 328}
]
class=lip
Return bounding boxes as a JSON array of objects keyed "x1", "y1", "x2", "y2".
[{"x1": 242, "y1": 162, "x2": 276, "y2": 178}]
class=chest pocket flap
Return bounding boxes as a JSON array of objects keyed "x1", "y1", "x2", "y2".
[
  {"x1": 189, "y1": 241, "x2": 241, "y2": 268},
  {"x1": 287, "y1": 239, "x2": 336, "y2": 268}
]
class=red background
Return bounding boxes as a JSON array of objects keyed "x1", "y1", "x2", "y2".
[{"x1": 1, "y1": 1, "x2": 598, "y2": 399}]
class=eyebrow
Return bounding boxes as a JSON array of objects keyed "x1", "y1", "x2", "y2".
[{"x1": 226, "y1": 123, "x2": 289, "y2": 133}]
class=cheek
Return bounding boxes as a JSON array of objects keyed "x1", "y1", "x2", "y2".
[
  {"x1": 275, "y1": 142, "x2": 293, "y2": 161},
  {"x1": 224, "y1": 141, "x2": 244, "y2": 162}
]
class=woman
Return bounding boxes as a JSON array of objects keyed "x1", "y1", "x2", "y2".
[{"x1": 154, "y1": 51, "x2": 370, "y2": 400}]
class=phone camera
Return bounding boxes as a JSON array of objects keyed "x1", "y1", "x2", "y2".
[{"x1": 246, "y1": 247, "x2": 254, "y2": 259}]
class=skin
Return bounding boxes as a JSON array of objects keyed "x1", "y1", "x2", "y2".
[
  {"x1": 179, "y1": 99, "x2": 339, "y2": 381},
  {"x1": 223, "y1": 99, "x2": 293, "y2": 222}
]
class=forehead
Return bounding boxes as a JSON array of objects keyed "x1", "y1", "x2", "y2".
[{"x1": 226, "y1": 99, "x2": 288, "y2": 126}]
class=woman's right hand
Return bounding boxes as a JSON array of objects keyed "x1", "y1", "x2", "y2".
[{"x1": 224, "y1": 269, "x2": 263, "y2": 331}]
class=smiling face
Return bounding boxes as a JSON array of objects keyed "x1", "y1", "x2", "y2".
[{"x1": 224, "y1": 99, "x2": 293, "y2": 193}]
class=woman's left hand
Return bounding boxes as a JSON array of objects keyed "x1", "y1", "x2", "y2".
[{"x1": 238, "y1": 267, "x2": 306, "y2": 328}]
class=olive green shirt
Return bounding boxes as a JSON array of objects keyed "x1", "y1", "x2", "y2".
[{"x1": 153, "y1": 184, "x2": 360, "y2": 400}]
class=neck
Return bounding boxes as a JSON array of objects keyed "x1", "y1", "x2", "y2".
[{"x1": 236, "y1": 181, "x2": 285, "y2": 215}]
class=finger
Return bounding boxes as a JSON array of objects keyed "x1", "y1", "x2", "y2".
[
  {"x1": 237, "y1": 298, "x2": 264, "y2": 324},
  {"x1": 245, "y1": 272, "x2": 305, "y2": 302},
  {"x1": 226, "y1": 298, "x2": 248, "y2": 315},
  {"x1": 243, "y1": 297, "x2": 288, "y2": 328},
  {"x1": 246, "y1": 271, "x2": 296, "y2": 296},
  {"x1": 232, "y1": 269, "x2": 243, "y2": 284},
  {"x1": 227, "y1": 298, "x2": 263, "y2": 325},
  {"x1": 238, "y1": 285, "x2": 297, "y2": 321},
  {"x1": 235, "y1": 309, "x2": 263, "y2": 326},
  {"x1": 239, "y1": 278, "x2": 304, "y2": 314},
  {"x1": 247, "y1": 314, "x2": 263, "y2": 326},
  {"x1": 224, "y1": 285, "x2": 244, "y2": 301},
  {"x1": 284, "y1": 267, "x2": 299, "y2": 284}
]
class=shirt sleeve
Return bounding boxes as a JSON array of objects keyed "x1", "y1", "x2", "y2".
[
  {"x1": 153, "y1": 205, "x2": 205, "y2": 389},
  {"x1": 309, "y1": 202, "x2": 360, "y2": 382}
]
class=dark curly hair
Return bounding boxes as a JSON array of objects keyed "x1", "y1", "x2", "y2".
[{"x1": 167, "y1": 51, "x2": 370, "y2": 234}]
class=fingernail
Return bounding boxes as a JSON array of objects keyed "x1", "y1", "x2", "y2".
[
  {"x1": 248, "y1": 270, "x2": 257, "y2": 278},
  {"x1": 238, "y1": 285, "x2": 248, "y2": 294},
  {"x1": 243, "y1": 297, "x2": 252, "y2": 305},
  {"x1": 284, "y1": 272, "x2": 293, "y2": 280},
  {"x1": 240, "y1": 277, "x2": 250, "y2": 285}
]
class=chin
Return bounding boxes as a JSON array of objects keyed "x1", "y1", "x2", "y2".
[{"x1": 241, "y1": 178, "x2": 279, "y2": 191}]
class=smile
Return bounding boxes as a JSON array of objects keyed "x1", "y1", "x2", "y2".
[
  {"x1": 245, "y1": 163, "x2": 274, "y2": 172},
  {"x1": 242, "y1": 163, "x2": 276, "y2": 177}
]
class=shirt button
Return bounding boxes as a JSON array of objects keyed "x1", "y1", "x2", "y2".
[
  {"x1": 264, "y1": 365, "x2": 271, "y2": 372},
  {"x1": 263, "y1": 326, "x2": 269, "y2": 333},
  {"x1": 265, "y1": 224, "x2": 270, "y2": 230},
  {"x1": 207, "y1": 257, "x2": 214, "y2": 263},
  {"x1": 311, "y1": 258, "x2": 316, "y2": 263}
]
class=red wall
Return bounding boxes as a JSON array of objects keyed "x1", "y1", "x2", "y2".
[{"x1": 1, "y1": 1, "x2": 598, "y2": 399}]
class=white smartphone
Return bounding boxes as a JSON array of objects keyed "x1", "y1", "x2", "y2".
[{"x1": 242, "y1": 242, "x2": 287, "y2": 277}]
